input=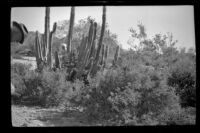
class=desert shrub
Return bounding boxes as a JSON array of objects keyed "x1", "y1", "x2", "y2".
[
  {"x1": 11, "y1": 64, "x2": 79, "y2": 107},
  {"x1": 11, "y1": 63, "x2": 32, "y2": 96},
  {"x1": 11, "y1": 63, "x2": 32, "y2": 77},
  {"x1": 168, "y1": 54, "x2": 196, "y2": 107},
  {"x1": 21, "y1": 68, "x2": 76, "y2": 107},
  {"x1": 38, "y1": 68, "x2": 85, "y2": 107},
  {"x1": 69, "y1": 66, "x2": 180, "y2": 125},
  {"x1": 157, "y1": 107, "x2": 196, "y2": 125}
]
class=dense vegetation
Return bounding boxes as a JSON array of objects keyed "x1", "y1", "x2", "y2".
[{"x1": 11, "y1": 15, "x2": 196, "y2": 125}]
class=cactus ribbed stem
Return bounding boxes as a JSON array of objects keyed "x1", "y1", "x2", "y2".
[
  {"x1": 99, "y1": 43, "x2": 105, "y2": 65},
  {"x1": 35, "y1": 31, "x2": 40, "y2": 67},
  {"x1": 54, "y1": 51, "x2": 61, "y2": 69},
  {"x1": 89, "y1": 22, "x2": 97, "y2": 58},
  {"x1": 94, "y1": 6, "x2": 106, "y2": 62},
  {"x1": 47, "y1": 22, "x2": 57, "y2": 68},
  {"x1": 104, "y1": 45, "x2": 109, "y2": 66},
  {"x1": 113, "y1": 45, "x2": 120, "y2": 65},
  {"x1": 90, "y1": 6, "x2": 106, "y2": 76},
  {"x1": 35, "y1": 7, "x2": 58, "y2": 70},
  {"x1": 67, "y1": 6, "x2": 75, "y2": 53},
  {"x1": 87, "y1": 21, "x2": 94, "y2": 50},
  {"x1": 44, "y1": 7, "x2": 50, "y2": 58}
]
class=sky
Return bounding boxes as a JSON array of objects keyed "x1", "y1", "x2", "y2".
[{"x1": 11, "y1": 6, "x2": 195, "y2": 50}]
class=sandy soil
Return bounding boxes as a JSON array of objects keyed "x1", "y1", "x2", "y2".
[{"x1": 11, "y1": 105, "x2": 90, "y2": 127}]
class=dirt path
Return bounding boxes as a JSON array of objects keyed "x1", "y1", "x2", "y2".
[
  {"x1": 11, "y1": 56, "x2": 37, "y2": 70},
  {"x1": 11, "y1": 105, "x2": 90, "y2": 127}
]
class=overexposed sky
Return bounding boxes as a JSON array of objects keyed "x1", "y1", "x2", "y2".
[{"x1": 11, "y1": 6, "x2": 195, "y2": 50}]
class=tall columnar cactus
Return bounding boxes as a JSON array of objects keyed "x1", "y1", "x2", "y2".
[
  {"x1": 99, "y1": 43, "x2": 105, "y2": 66},
  {"x1": 44, "y1": 7, "x2": 50, "y2": 60},
  {"x1": 35, "y1": 6, "x2": 111, "y2": 77},
  {"x1": 35, "y1": 31, "x2": 41, "y2": 67},
  {"x1": 89, "y1": 6, "x2": 106, "y2": 76},
  {"x1": 66, "y1": 6, "x2": 75, "y2": 53},
  {"x1": 89, "y1": 22, "x2": 97, "y2": 58},
  {"x1": 60, "y1": 6, "x2": 109, "y2": 79},
  {"x1": 47, "y1": 22, "x2": 57, "y2": 67},
  {"x1": 54, "y1": 51, "x2": 61, "y2": 69},
  {"x1": 35, "y1": 7, "x2": 57, "y2": 70},
  {"x1": 35, "y1": 31, "x2": 45, "y2": 71},
  {"x1": 103, "y1": 45, "x2": 109, "y2": 67},
  {"x1": 113, "y1": 45, "x2": 120, "y2": 65}
]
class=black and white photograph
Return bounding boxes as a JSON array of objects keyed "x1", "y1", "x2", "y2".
[{"x1": 10, "y1": 5, "x2": 196, "y2": 127}]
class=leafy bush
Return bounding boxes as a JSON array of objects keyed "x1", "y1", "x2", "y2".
[
  {"x1": 69, "y1": 66, "x2": 180, "y2": 125},
  {"x1": 38, "y1": 68, "x2": 84, "y2": 107},
  {"x1": 11, "y1": 63, "x2": 32, "y2": 96},
  {"x1": 168, "y1": 54, "x2": 196, "y2": 107},
  {"x1": 11, "y1": 64, "x2": 79, "y2": 107}
]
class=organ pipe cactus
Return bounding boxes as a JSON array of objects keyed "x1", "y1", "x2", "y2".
[
  {"x1": 44, "y1": 7, "x2": 50, "y2": 60},
  {"x1": 35, "y1": 6, "x2": 114, "y2": 78},
  {"x1": 35, "y1": 31, "x2": 45, "y2": 71},
  {"x1": 89, "y1": 22, "x2": 97, "y2": 58},
  {"x1": 54, "y1": 51, "x2": 61, "y2": 69},
  {"x1": 89, "y1": 6, "x2": 106, "y2": 76},
  {"x1": 104, "y1": 45, "x2": 109, "y2": 65},
  {"x1": 35, "y1": 7, "x2": 57, "y2": 70},
  {"x1": 47, "y1": 22, "x2": 57, "y2": 67},
  {"x1": 54, "y1": 6, "x2": 110, "y2": 79},
  {"x1": 113, "y1": 45, "x2": 120, "y2": 65},
  {"x1": 66, "y1": 6, "x2": 75, "y2": 53},
  {"x1": 99, "y1": 43, "x2": 105, "y2": 66},
  {"x1": 35, "y1": 31, "x2": 41, "y2": 68}
]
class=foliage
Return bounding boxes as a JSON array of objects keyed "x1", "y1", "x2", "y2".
[
  {"x1": 11, "y1": 20, "x2": 196, "y2": 125},
  {"x1": 69, "y1": 66, "x2": 181, "y2": 125},
  {"x1": 168, "y1": 51, "x2": 196, "y2": 107},
  {"x1": 67, "y1": 23, "x2": 195, "y2": 125},
  {"x1": 127, "y1": 23, "x2": 196, "y2": 108},
  {"x1": 11, "y1": 63, "x2": 32, "y2": 96},
  {"x1": 11, "y1": 63, "x2": 81, "y2": 107}
]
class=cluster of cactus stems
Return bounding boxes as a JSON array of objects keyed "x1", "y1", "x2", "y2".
[
  {"x1": 35, "y1": 6, "x2": 120, "y2": 78},
  {"x1": 35, "y1": 7, "x2": 57, "y2": 70},
  {"x1": 73, "y1": 6, "x2": 108, "y2": 77}
]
